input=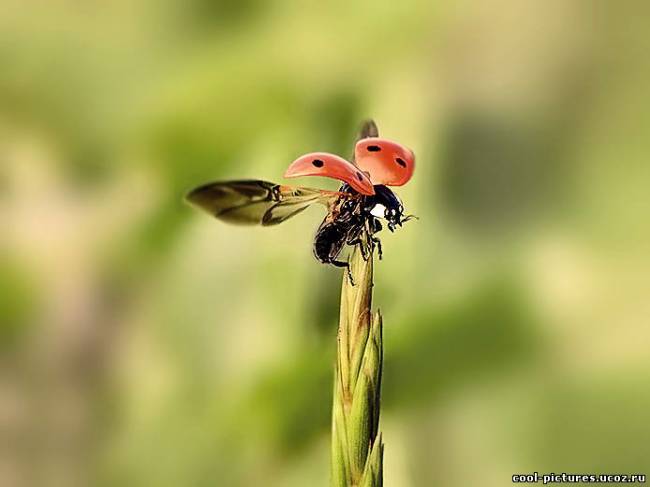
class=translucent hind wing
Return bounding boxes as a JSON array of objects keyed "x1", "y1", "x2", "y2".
[{"x1": 186, "y1": 180, "x2": 340, "y2": 226}]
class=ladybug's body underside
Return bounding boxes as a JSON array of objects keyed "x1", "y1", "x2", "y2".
[{"x1": 313, "y1": 184, "x2": 407, "y2": 270}]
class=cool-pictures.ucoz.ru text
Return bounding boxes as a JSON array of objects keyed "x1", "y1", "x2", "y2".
[{"x1": 513, "y1": 472, "x2": 646, "y2": 484}]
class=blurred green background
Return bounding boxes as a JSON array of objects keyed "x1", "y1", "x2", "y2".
[{"x1": 2, "y1": 1, "x2": 649, "y2": 486}]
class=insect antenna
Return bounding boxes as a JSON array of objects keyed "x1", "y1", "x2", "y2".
[{"x1": 399, "y1": 214, "x2": 419, "y2": 226}]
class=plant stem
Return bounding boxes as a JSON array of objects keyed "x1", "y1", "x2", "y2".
[{"x1": 331, "y1": 244, "x2": 383, "y2": 487}]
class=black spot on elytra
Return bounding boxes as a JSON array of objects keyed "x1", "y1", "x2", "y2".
[
  {"x1": 367, "y1": 145, "x2": 381, "y2": 152},
  {"x1": 356, "y1": 172, "x2": 364, "y2": 181},
  {"x1": 395, "y1": 157, "x2": 407, "y2": 167},
  {"x1": 312, "y1": 159, "x2": 324, "y2": 167}
]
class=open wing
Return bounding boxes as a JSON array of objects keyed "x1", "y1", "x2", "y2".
[
  {"x1": 284, "y1": 152, "x2": 375, "y2": 195},
  {"x1": 354, "y1": 137, "x2": 415, "y2": 186},
  {"x1": 186, "y1": 180, "x2": 341, "y2": 226},
  {"x1": 351, "y1": 121, "x2": 415, "y2": 187}
]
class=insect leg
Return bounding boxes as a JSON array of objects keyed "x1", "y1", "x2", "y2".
[
  {"x1": 371, "y1": 235, "x2": 383, "y2": 259},
  {"x1": 347, "y1": 237, "x2": 367, "y2": 260},
  {"x1": 330, "y1": 259, "x2": 355, "y2": 286},
  {"x1": 361, "y1": 218, "x2": 378, "y2": 259},
  {"x1": 346, "y1": 223, "x2": 370, "y2": 261}
]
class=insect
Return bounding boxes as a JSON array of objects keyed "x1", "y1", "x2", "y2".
[{"x1": 186, "y1": 121, "x2": 415, "y2": 283}]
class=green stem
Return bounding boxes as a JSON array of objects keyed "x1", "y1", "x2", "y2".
[{"x1": 331, "y1": 245, "x2": 383, "y2": 487}]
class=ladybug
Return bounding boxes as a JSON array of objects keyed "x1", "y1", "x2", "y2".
[{"x1": 186, "y1": 121, "x2": 416, "y2": 282}]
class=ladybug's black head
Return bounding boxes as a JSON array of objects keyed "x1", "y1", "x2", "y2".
[{"x1": 366, "y1": 185, "x2": 405, "y2": 230}]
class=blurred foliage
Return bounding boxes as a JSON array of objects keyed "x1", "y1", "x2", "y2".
[
  {"x1": 384, "y1": 273, "x2": 540, "y2": 409},
  {"x1": 1, "y1": 1, "x2": 650, "y2": 486},
  {"x1": 0, "y1": 258, "x2": 39, "y2": 350}
]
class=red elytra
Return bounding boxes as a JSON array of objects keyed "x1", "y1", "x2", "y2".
[
  {"x1": 354, "y1": 137, "x2": 415, "y2": 186},
  {"x1": 284, "y1": 152, "x2": 375, "y2": 195}
]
